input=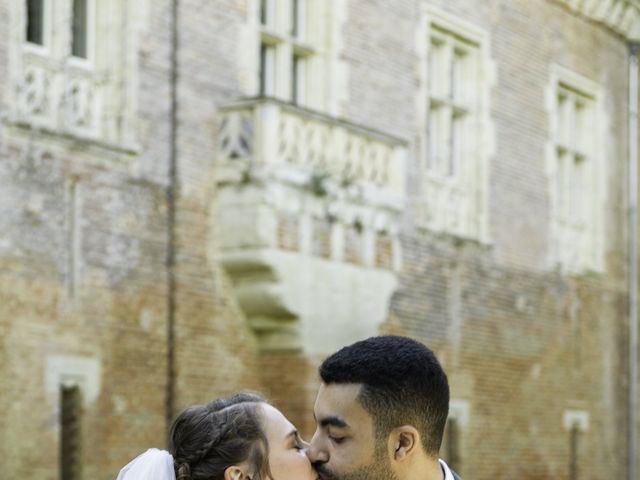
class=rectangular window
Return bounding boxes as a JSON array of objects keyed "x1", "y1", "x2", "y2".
[
  {"x1": 259, "y1": 42, "x2": 276, "y2": 96},
  {"x1": 257, "y1": 0, "x2": 316, "y2": 107},
  {"x1": 448, "y1": 112, "x2": 459, "y2": 177},
  {"x1": 71, "y1": 0, "x2": 88, "y2": 58},
  {"x1": 260, "y1": 0, "x2": 267, "y2": 24},
  {"x1": 429, "y1": 37, "x2": 445, "y2": 98},
  {"x1": 291, "y1": 0, "x2": 306, "y2": 39},
  {"x1": 292, "y1": 54, "x2": 306, "y2": 105},
  {"x1": 260, "y1": 0, "x2": 274, "y2": 27},
  {"x1": 420, "y1": 8, "x2": 490, "y2": 241},
  {"x1": 554, "y1": 85, "x2": 594, "y2": 228},
  {"x1": 60, "y1": 384, "x2": 83, "y2": 480},
  {"x1": 26, "y1": 0, "x2": 44, "y2": 45},
  {"x1": 426, "y1": 29, "x2": 474, "y2": 179},
  {"x1": 549, "y1": 67, "x2": 603, "y2": 273},
  {"x1": 445, "y1": 418, "x2": 461, "y2": 473},
  {"x1": 427, "y1": 109, "x2": 438, "y2": 171},
  {"x1": 569, "y1": 422, "x2": 579, "y2": 480}
]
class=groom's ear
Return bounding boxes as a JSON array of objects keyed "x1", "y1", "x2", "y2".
[
  {"x1": 224, "y1": 465, "x2": 252, "y2": 480},
  {"x1": 389, "y1": 425, "x2": 421, "y2": 462}
]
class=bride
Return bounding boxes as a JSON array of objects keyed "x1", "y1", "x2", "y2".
[{"x1": 116, "y1": 393, "x2": 318, "y2": 480}]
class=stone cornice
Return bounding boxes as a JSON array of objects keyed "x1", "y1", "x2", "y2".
[{"x1": 554, "y1": 0, "x2": 640, "y2": 41}]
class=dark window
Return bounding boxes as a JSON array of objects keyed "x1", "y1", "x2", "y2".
[
  {"x1": 26, "y1": 0, "x2": 44, "y2": 45},
  {"x1": 569, "y1": 423, "x2": 579, "y2": 480},
  {"x1": 60, "y1": 385, "x2": 83, "y2": 480},
  {"x1": 72, "y1": 0, "x2": 88, "y2": 58},
  {"x1": 259, "y1": 42, "x2": 275, "y2": 96},
  {"x1": 291, "y1": 0, "x2": 299, "y2": 36},
  {"x1": 260, "y1": 0, "x2": 268, "y2": 25},
  {"x1": 259, "y1": 43, "x2": 268, "y2": 96},
  {"x1": 445, "y1": 418, "x2": 461, "y2": 474},
  {"x1": 292, "y1": 55, "x2": 300, "y2": 104}
]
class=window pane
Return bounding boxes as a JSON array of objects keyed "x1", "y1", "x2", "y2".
[
  {"x1": 260, "y1": 44, "x2": 268, "y2": 95},
  {"x1": 72, "y1": 0, "x2": 88, "y2": 58},
  {"x1": 574, "y1": 101, "x2": 585, "y2": 153},
  {"x1": 445, "y1": 418, "x2": 461, "y2": 474},
  {"x1": 259, "y1": 43, "x2": 275, "y2": 96},
  {"x1": 555, "y1": 152, "x2": 566, "y2": 219},
  {"x1": 452, "y1": 48, "x2": 467, "y2": 104},
  {"x1": 449, "y1": 113, "x2": 462, "y2": 177},
  {"x1": 557, "y1": 92, "x2": 569, "y2": 147},
  {"x1": 60, "y1": 385, "x2": 83, "y2": 480},
  {"x1": 427, "y1": 109, "x2": 440, "y2": 171},
  {"x1": 569, "y1": 424, "x2": 579, "y2": 480},
  {"x1": 260, "y1": 0, "x2": 274, "y2": 27},
  {"x1": 291, "y1": 0, "x2": 306, "y2": 39},
  {"x1": 26, "y1": 0, "x2": 44, "y2": 45},
  {"x1": 292, "y1": 0, "x2": 299, "y2": 36},
  {"x1": 292, "y1": 55, "x2": 306, "y2": 105},
  {"x1": 260, "y1": 0, "x2": 267, "y2": 24},
  {"x1": 571, "y1": 155, "x2": 585, "y2": 222},
  {"x1": 429, "y1": 38, "x2": 446, "y2": 98}
]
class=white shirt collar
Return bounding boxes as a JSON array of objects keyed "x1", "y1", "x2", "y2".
[{"x1": 439, "y1": 459, "x2": 455, "y2": 480}]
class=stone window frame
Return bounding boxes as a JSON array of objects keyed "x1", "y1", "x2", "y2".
[
  {"x1": 546, "y1": 65, "x2": 606, "y2": 274},
  {"x1": 7, "y1": 1, "x2": 140, "y2": 150},
  {"x1": 45, "y1": 356, "x2": 99, "y2": 480},
  {"x1": 45, "y1": 355, "x2": 101, "y2": 409},
  {"x1": 240, "y1": 0, "x2": 348, "y2": 115},
  {"x1": 416, "y1": 4, "x2": 494, "y2": 243},
  {"x1": 563, "y1": 409, "x2": 589, "y2": 480}
]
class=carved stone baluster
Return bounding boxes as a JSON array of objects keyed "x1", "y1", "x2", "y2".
[
  {"x1": 218, "y1": 110, "x2": 254, "y2": 162},
  {"x1": 20, "y1": 64, "x2": 51, "y2": 121}
]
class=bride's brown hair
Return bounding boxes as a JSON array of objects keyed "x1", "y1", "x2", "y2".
[{"x1": 168, "y1": 393, "x2": 272, "y2": 480}]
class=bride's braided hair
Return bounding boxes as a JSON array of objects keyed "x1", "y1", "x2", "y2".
[{"x1": 168, "y1": 393, "x2": 271, "y2": 480}]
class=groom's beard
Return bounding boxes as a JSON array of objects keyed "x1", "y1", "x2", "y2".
[
  {"x1": 314, "y1": 461, "x2": 397, "y2": 480},
  {"x1": 313, "y1": 449, "x2": 398, "y2": 480}
]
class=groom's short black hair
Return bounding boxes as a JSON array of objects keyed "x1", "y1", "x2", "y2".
[{"x1": 319, "y1": 335, "x2": 449, "y2": 456}]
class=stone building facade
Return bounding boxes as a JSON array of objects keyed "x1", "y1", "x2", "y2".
[{"x1": 0, "y1": 0, "x2": 637, "y2": 479}]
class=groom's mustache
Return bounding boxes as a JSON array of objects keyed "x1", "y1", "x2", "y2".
[{"x1": 312, "y1": 462, "x2": 338, "y2": 480}]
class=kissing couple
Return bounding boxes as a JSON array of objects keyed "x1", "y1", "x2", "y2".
[{"x1": 116, "y1": 336, "x2": 461, "y2": 480}]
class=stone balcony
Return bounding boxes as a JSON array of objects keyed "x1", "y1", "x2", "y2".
[
  {"x1": 215, "y1": 97, "x2": 407, "y2": 353},
  {"x1": 12, "y1": 48, "x2": 104, "y2": 139}
]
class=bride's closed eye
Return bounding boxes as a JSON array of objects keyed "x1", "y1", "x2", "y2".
[{"x1": 292, "y1": 433, "x2": 307, "y2": 451}]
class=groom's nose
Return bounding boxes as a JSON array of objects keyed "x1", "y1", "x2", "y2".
[{"x1": 306, "y1": 430, "x2": 329, "y2": 464}]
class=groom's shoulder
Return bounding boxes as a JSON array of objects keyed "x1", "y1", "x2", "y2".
[{"x1": 438, "y1": 459, "x2": 462, "y2": 480}]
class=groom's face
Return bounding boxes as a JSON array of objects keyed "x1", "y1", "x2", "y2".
[{"x1": 307, "y1": 383, "x2": 396, "y2": 480}]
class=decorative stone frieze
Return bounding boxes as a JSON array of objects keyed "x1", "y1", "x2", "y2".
[
  {"x1": 554, "y1": 0, "x2": 640, "y2": 40},
  {"x1": 215, "y1": 97, "x2": 406, "y2": 353}
]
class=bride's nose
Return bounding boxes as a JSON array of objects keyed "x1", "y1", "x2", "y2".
[{"x1": 300, "y1": 437, "x2": 311, "y2": 452}]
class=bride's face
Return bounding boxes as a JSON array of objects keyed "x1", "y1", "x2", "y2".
[{"x1": 260, "y1": 404, "x2": 318, "y2": 480}]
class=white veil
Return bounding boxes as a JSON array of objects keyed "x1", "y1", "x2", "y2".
[{"x1": 116, "y1": 448, "x2": 176, "y2": 480}]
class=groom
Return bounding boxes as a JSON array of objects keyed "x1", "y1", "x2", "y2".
[{"x1": 306, "y1": 335, "x2": 461, "y2": 480}]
